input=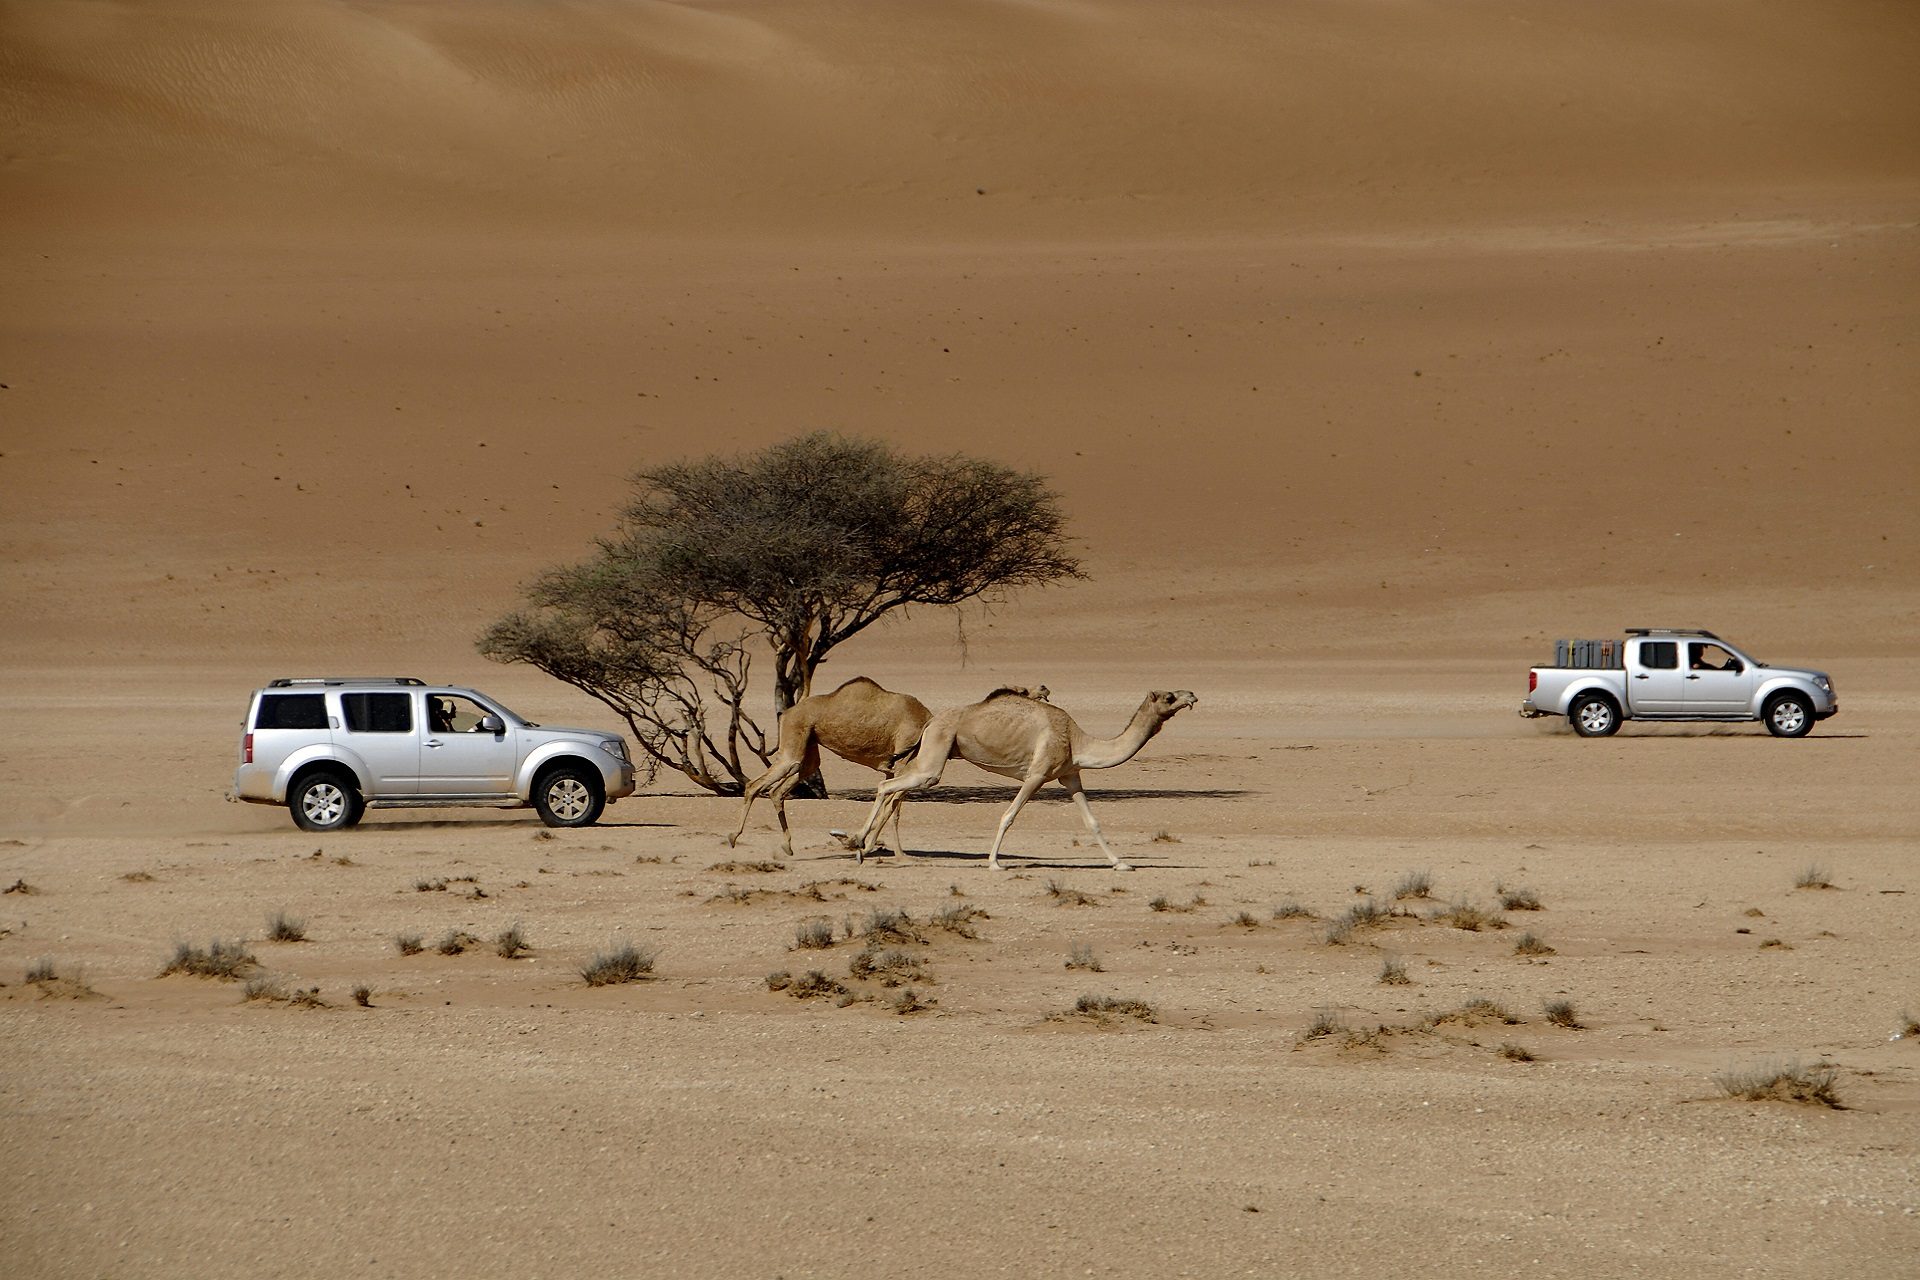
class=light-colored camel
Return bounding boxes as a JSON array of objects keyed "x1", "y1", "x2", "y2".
[
  {"x1": 851, "y1": 688, "x2": 1198, "y2": 870},
  {"x1": 727, "y1": 678, "x2": 1049, "y2": 857}
]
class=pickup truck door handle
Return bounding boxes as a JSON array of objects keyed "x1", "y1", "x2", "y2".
[
  {"x1": 1684, "y1": 675, "x2": 1700, "y2": 681},
  {"x1": 1633, "y1": 674, "x2": 1650, "y2": 680}
]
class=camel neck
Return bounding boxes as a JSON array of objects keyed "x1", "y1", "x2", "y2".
[{"x1": 1072, "y1": 702, "x2": 1166, "y2": 771}]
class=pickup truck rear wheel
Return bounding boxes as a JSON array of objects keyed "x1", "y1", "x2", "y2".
[
  {"x1": 1570, "y1": 694, "x2": 1621, "y2": 737},
  {"x1": 1764, "y1": 693, "x2": 1814, "y2": 738},
  {"x1": 290, "y1": 770, "x2": 365, "y2": 832},
  {"x1": 533, "y1": 763, "x2": 605, "y2": 828}
]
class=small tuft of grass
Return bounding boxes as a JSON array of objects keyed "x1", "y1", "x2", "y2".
[
  {"x1": 1062, "y1": 994, "x2": 1157, "y2": 1025},
  {"x1": 1344, "y1": 898, "x2": 1392, "y2": 930},
  {"x1": 1150, "y1": 830, "x2": 1181, "y2": 844},
  {"x1": 287, "y1": 986, "x2": 327, "y2": 1009},
  {"x1": 1496, "y1": 884, "x2": 1543, "y2": 912},
  {"x1": 435, "y1": 930, "x2": 481, "y2": 956},
  {"x1": 1045, "y1": 880, "x2": 1100, "y2": 907},
  {"x1": 1378, "y1": 956, "x2": 1411, "y2": 986},
  {"x1": 265, "y1": 911, "x2": 307, "y2": 943},
  {"x1": 1794, "y1": 865, "x2": 1835, "y2": 890},
  {"x1": 1271, "y1": 900, "x2": 1315, "y2": 920},
  {"x1": 352, "y1": 984, "x2": 372, "y2": 1007},
  {"x1": 1323, "y1": 919, "x2": 1353, "y2": 946},
  {"x1": 1898, "y1": 1010, "x2": 1920, "y2": 1039},
  {"x1": 928, "y1": 903, "x2": 989, "y2": 938},
  {"x1": 1715, "y1": 1061, "x2": 1842, "y2": 1108},
  {"x1": 1743, "y1": 906, "x2": 1766, "y2": 918},
  {"x1": 580, "y1": 942, "x2": 655, "y2": 986},
  {"x1": 766, "y1": 969, "x2": 845, "y2": 999},
  {"x1": 533, "y1": 829, "x2": 556, "y2": 841},
  {"x1": 242, "y1": 975, "x2": 290, "y2": 1002},
  {"x1": 849, "y1": 948, "x2": 928, "y2": 987},
  {"x1": 1500, "y1": 1042, "x2": 1536, "y2": 1063},
  {"x1": 1542, "y1": 999, "x2": 1583, "y2": 1029},
  {"x1": 1149, "y1": 894, "x2": 1204, "y2": 914},
  {"x1": 1760, "y1": 937, "x2": 1794, "y2": 950},
  {"x1": 1066, "y1": 942, "x2": 1103, "y2": 972},
  {"x1": 1432, "y1": 901, "x2": 1505, "y2": 932},
  {"x1": 1391, "y1": 870, "x2": 1433, "y2": 901},
  {"x1": 707, "y1": 860, "x2": 784, "y2": 875},
  {"x1": 394, "y1": 932, "x2": 424, "y2": 956},
  {"x1": 862, "y1": 908, "x2": 923, "y2": 945},
  {"x1": 5, "y1": 878, "x2": 37, "y2": 895},
  {"x1": 415, "y1": 878, "x2": 446, "y2": 893},
  {"x1": 493, "y1": 922, "x2": 529, "y2": 959},
  {"x1": 161, "y1": 938, "x2": 259, "y2": 981},
  {"x1": 888, "y1": 987, "x2": 935, "y2": 1015},
  {"x1": 121, "y1": 871, "x2": 156, "y2": 883},
  {"x1": 1300, "y1": 1009, "x2": 1346, "y2": 1041},
  {"x1": 25, "y1": 957, "x2": 59, "y2": 983},
  {"x1": 1514, "y1": 932, "x2": 1556, "y2": 957},
  {"x1": 793, "y1": 917, "x2": 837, "y2": 950},
  {"x1": 1430, "y1": 997, "x2": 1521, "y2": 1028},
  {"x1": 1227, "y1": 911, "x2": 1261, "y2": 929}
]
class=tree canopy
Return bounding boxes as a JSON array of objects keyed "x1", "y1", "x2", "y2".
[{"x1": 480, "y1": 433, "x2": 1082, "y2": 793}]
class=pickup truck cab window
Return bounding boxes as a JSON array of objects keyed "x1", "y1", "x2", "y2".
[{"x1": 1690, "y1": 643, "x2": 1741, "y2": 672}]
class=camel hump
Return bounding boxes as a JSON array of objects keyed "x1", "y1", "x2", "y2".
[{"x1": 828, "y1": 676, "x2": 885, "y2": 694}]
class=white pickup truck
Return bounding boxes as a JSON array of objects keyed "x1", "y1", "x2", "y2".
[{"x1": 1520, "y1": 629, "x2": 1837, "y2": 738}]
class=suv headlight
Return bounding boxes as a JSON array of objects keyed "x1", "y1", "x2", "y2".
[{"x1": 599, "y1": 738, "x2": 630, "y2": 762}]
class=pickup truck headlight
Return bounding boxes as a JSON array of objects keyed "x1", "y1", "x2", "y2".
[
  {"x1": 1815, "y1": 676, "x2": 1832, "y2": 692},
  {"x1": 599, "y1": 738, "x2": 630, "y2": 762}
]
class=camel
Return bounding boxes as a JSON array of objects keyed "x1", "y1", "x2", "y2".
[
  {"x1": 851, "y1": 688, "x2": 1198, "y2": 871},
  {"x1": 727, "y1": 677, "x2": 1050, "y2": 858}
]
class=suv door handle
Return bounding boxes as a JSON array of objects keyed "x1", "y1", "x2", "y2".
[{"x1": 425, "y1": 739, "x2": 445, "y2": 748}]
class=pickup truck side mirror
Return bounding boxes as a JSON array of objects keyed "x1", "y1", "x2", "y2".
[{"x1": 478, "y1": 714, "x2": 505, "y2": 735}]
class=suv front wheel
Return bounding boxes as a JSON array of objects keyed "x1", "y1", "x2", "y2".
[
  {"x1": 534, "y1": 763, "x2": 605, "y2": 828},
  {"x1": 290, "y1": 770, "x2": 366, "y2": 832}
]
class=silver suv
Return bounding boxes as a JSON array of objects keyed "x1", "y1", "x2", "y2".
[{"x1": 233, "y1": 678, "x2": 636, "y2": 831}]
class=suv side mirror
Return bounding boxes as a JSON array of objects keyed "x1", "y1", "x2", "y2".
[{"x1": 478, "y1": 714, "x2": 505, "y2": 735}]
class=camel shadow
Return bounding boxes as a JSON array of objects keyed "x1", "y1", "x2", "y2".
[{"x1": 820, "y1": 847, "x2": 1202, "y2": 871}]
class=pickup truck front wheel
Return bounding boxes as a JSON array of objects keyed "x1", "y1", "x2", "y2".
[
  {"x1": 533, "y1": 764, "x2": 606, "y2": 828},
  {"x1": 1764, "y1": 693, "x2": 1815, "y2": 738},
  {"x1": 1570, "y1": 694, "x2": 1621, "y2": 738}
]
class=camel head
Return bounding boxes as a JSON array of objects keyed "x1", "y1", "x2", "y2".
[{"x1": 1148, "y1": 690, "x2": 1199, "y2": 720}]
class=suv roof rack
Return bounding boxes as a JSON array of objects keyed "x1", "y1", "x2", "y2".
[
  {"x1": 1624, "y1": 628, "x2": 1720, "y2": 640},
  {"x1": 267, "y1": 677, "x2": 426, "y2": 687}
]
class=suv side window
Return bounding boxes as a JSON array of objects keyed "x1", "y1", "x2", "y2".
[
  {"x1": 255, "y1": 694, "x2": 327, "y2": 730},
  {"x1": 1640, "y1": 641, "x2": 1678, "y2": 670},
  {"x1": 341, "y1": 692, "x2": 413, "y2": 733}
]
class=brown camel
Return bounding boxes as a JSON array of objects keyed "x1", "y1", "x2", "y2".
[
  {"x1": 852, "y1": 688, "x2": 1197, "y2": 870},
  {"x1": 727, "y1": 678, "x2": 1049, "y2": 857}
]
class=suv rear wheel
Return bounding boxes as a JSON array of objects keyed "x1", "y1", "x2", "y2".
[
  {"x1": 290, "y1": 770, "x2": 365, "y2": 832},
  {"x1": 534, "y1": 763, "x2": 605, "y2": 828}
]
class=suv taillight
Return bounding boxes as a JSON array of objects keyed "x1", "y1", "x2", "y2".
[
  {"x1": 1529, "y1": 670, "x2": 1538, "y2": 694},
  {"x1": 244, "y1": 732, "x2": 254, "y2": 764}
]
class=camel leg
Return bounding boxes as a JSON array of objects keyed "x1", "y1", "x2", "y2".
[
  {"x1": 1063, "y1": 770, "x2": 1131, "y2": 872},
  {"x1": 878, "y1": 765, "x2": 911, "y2": 862},
  {"x1": 856, "y1": 760, "x2": 944, "y2": 860},
  {"x1": 986, "y1": 773, "x2": 1049, "y2": 872},
  {"x1": 728, "y1": 758, "x2": 798, "y2": 848}
]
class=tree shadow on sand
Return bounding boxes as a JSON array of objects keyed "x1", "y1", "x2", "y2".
[{"x1": 840, "y1": 785, "x2": 1254, "y2": 804}]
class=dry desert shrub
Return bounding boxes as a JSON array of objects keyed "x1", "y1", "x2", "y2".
[
  {"x1": 25, "y1": 957, "x2": 58, "y2": 983},
  {"x1": 928, "y1": 903, "x2": 989, "y2": 938},
  {"x1": 1300, "y1": 1009, "x2": 1347, "y2": 1042},
  {"x1": 5, "y1": 878, "x2": 36, "y2": 895},
  {"x1": 848, "y1": 948, "x2": 927, "y2": 987},
  {"x1": 1045, "y1": 880, "x2": 1100, "y2": 907},
  {"x1": 1344, "y1": 898, "x2": 1393, "y2": 930},
  {"x1": 1059, "y1": 994, "x2": 1157, "y2": 1025},
  {"x1": 436, "y1": 930, "x2": 482, "y2": 956},
  {"x1": 1428, "y1": 997, "x2": 1522, "y2": 1029},
  {"x1": 1543, "y1": 999, "x2": 1583, "y2": 1029},
  {"x1": 121, "y1": 871, "x2": 156, "y2": 883},
  {"x1": 1149, "y1": 894, "x2": 1204, "y2": 914},
  {"x1": 265, "y1": 911, "x2": 307, "y2": 943},
  {"x1": 1793, "y1": 865, "x2": 1836, "y2": 890},
  {"x1": 888, "y1": 988, "x2": 935, "y2": 1015},
  {"x1": 1500, "y1": 1043, "x2": 1537, "y2": 1063},
  {"x1": 493, "y1": 923, "x2": 529, "y2": 959},
  {"x1": 1271, "y1": 901, "x2": 1315, "y2": 920},
  {"x1": 352, "y1": 984, "x2": 373, "y2": 1007},
  {"x1": 1513, "y1": 932, "x2": 1556, "y2": 957},
  {"x1": 242, "y1": 975, "x2": 290, "y2": 1002},
  {"x1": 1899, "y1": 1010, "x2": 1920, "y2": 1039},
  {"x1": 162, "y1": 938, "x2": 259, "y2": 980},
  {"x1": 707, "y1": 860, "x2": 784, "y2": 875},
  {"x1": 580, "y1": 942, "x2": 655, "y2": 986},
  {"x1": 1391, "y1": 870, "x2": 1433, "y2": 901},
  {"x1": 766, "y1": 969, "x2": 846, "y2": 1000},
  {"x1": 1322, "y1": 919, "x2": 1353, "y2": 946},
  {"x1": 1431, "y1": 901, "x2": 1505, "y2": 932},
  {"x1": 793, "y1": 917, "x2": 837, "y2": 950},
  {"x1": 1715, "y1": 1061, "x2": 1842, "y2": 1108},
  {"x1": 394, "y1": 932, "x2": 425, "y2": 956},
  {"x1": 1227, "y1": 911, "x2": 1261, "y2": 929},
  {"x1": 705, "y1": 885, "x2": 768, "y2": 905},
  {"x1": 1496, "y1": 884, "x2": 1544, "y2": 912},
  {"x1": 862, "y1": 908, "x2": 923, "y2": 946},
  {"x1": 415, "y1": 878, "x2": 447, "y2": 893},
  {"x1": 1066, "y1": 942, "x2": 1103, "y2": 972},
  {"x1": 1150, "y1": 830, "x2": 1181, "y2": 844},
  {"x1": 1378, "y1": 956, "x2": 1411, "y2": 986}
]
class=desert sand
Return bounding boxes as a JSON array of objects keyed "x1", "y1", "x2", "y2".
[{"x1": 2, "y1": 2, "x2": 1917, "y2": 1276}]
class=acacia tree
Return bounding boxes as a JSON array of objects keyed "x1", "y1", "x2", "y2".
[{"x1": 480, "y1": 433, "x2": 1082, "y2": 794}]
